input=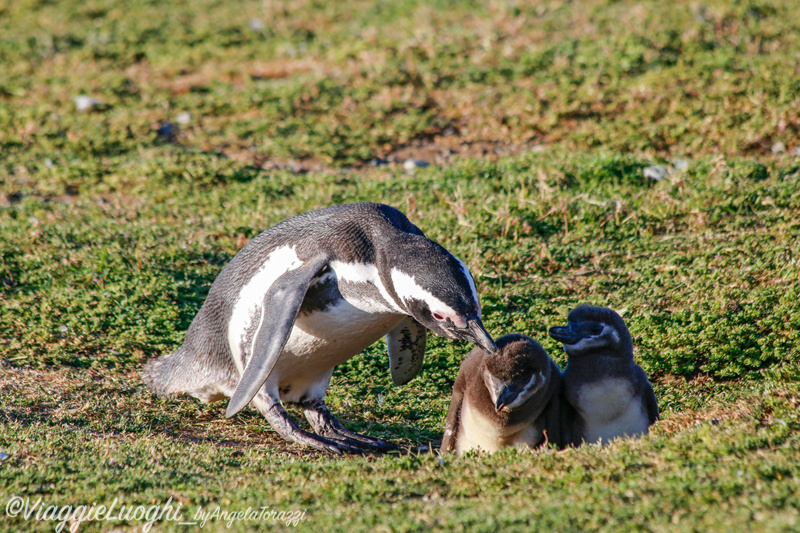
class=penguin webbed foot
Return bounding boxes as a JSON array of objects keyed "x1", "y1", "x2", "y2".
[
  {"x1": 263, "y1": 403, "x2": 365, "y2": 455},
  {"x1": 301, "y1": 399, "x2": 398, "y2": 453}
]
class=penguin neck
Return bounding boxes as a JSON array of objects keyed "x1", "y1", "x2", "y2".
[
  {"x1": 373, "y1": 233, "x2": 425, "y2": 315},
  {"x1": 565, "y1": 351, "x2": 635, "y2": 381}
]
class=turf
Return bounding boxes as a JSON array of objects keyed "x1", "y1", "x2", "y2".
[{"x1": 1, "y1": 0, "x2": 799, "y2": 531}]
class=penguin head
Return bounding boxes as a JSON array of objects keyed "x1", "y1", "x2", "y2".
[
  {"x1": 481, "y1": 334, "x2": 551, "y2": 413},
  {"x1": 386, "y1": 236, "x2": 496, "y2": 353},
  {"x1": 548, "y1": 305, "x2": 633, "y2": 357}
]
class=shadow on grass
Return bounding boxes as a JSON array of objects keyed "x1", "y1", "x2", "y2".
[{"x1": 0, "y1": 364, "x2": 439, "y2": 457}]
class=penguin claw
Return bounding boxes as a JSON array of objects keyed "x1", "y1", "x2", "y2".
[
  {"x1": 286, "y1": 430, "x2": 366, "y2": 455},
  {"x1": 328, "y1": 433, "x2": 397, "y2": 454},
  {"x1": 300, "y1": 399, "x2": 397, "y2": 454}
]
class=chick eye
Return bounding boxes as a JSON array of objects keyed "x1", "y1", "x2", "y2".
[{"x1": 590, "y1": 325, "x2": 603, "y2": 335}]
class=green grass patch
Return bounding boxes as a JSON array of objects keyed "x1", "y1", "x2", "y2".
[{"x1": 2, "y1": 0, "x2": 800, "y2": 531}]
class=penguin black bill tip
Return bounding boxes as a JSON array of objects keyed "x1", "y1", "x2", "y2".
[
  {"x1": 548, "y1": 326, "x2": 579, "y2": 344},
  {"x1": 494, "y1": 387, "x2": 518, "y2": 412},
  {"x1": 466, "y1": 319, "x2": 497, "y2": 353}
]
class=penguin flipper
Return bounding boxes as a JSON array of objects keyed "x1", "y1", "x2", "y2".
[
  {"x1": 644, "y1": 383, "x2": 660, "y2": 424},
  {"x1": 539, "y1": 364, "x2": 567, "y2": 449},
  {"x1": 386, "y1": 316, "x2": 427, "y2": 386},
  {"x1": 226, "y1": 255, "x2": 330, "y2": 418}
]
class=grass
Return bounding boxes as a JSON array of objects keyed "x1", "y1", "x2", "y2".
[{"x1": 1, "y1": 0, "x2": 800, "y2": 531}]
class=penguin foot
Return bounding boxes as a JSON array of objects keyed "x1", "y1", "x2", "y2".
[
  {"x1": 262, "y1": 403, "x2": 364, "y2": 455},
  {"x1": 302, "y1": 399, "x2": 398, "y2": 453}
]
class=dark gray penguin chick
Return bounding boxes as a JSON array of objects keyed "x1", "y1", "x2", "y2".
[
  {"x1": 549, "y1": 305, "x2": 658, "y2": 445},
  {"x1": 440, "y1": 334, "x2": 563, "y2": 455},
  {"x1": 142, "y1": 203, "x2": 496, "y2": 454}
]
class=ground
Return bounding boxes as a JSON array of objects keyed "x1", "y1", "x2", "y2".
[{"x1": 1, "y1": 0, "x2": 799, "y2": 531}]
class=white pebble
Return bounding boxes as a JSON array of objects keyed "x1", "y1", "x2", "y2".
[
  {"x1": 643, "y1": 165, "x2": 669, "y2": 181},
  {"x1": 403, "y1": 159, "x2": 430, "y2": 171},
  {"x1": 74, "y1": 95, "x2": 104, "y2": 112},
  {"x1": 672, "y1": 158, "x2": 689, "y2": 172},
  {"x1": 175, "y1": 112, "x2": 192, "y2": 125}
]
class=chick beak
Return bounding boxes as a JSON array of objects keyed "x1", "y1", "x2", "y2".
[
  {"x1": 494, "y1": 386, "x2": 518, "y2": 412},
  {"x1": 548, "y1": 324, "x2": 580, "y2": 344}
]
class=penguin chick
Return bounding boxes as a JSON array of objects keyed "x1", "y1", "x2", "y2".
[
  {"x1": 441, "y1": 334, "x2": 564, "y2": 455},
  {"x1": 549, "y1": 305, "x2": 658, "y2": 445},
  {"x1": 142, "y1": 203, "x2": 496, "y2": 455}
]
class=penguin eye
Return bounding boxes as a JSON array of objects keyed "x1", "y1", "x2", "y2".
[{"x1": 432, "y1": 312, "x2": 446, "y2": 321}]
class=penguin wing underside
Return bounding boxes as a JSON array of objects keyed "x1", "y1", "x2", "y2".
[
  {"x1": 225, "y1": 254, "x2": 331, "y2": 418},
  {"x1": 386, "y1": 316, "x2": 428, "y2": 386}
]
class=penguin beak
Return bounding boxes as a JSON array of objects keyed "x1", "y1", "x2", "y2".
[
  {"x1": 495, "y1": 386, "x2": 518, "y2": 412},
  {"x1": 463, "y1": 318, "x2": 497, "y2": 353},
  {"x1": 548, "y1": 324, "x2": 579, "y2": 344}
]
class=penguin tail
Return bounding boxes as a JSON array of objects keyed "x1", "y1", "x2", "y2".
[
  {"x1": 141, "y1": 351, "x2": 185, "y2": 399},
  {"x1": 142, "y1": 347, "x2": 236, "y2": 403}
]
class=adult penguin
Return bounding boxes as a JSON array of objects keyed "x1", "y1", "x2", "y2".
[{"x1": 143, "y1": 203, "x2": 496, "y2": 454}]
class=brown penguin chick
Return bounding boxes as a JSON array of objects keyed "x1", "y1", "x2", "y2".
[{"x1": 441, "y1": 334, "x2": 564, "y2": 455}]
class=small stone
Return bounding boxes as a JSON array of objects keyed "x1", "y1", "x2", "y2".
[
  {"x1": 672, "y1": 158, "x2": 689, "y2": 172},
  {"x1": 73, "y1": 95, "x2": 104, "y2": 112},
  {"x1": 44, "y1": 159, "x2": 55, "y2": 169},
  {"x1": 249, "y1": 18, "x2": 265, "y2": 31},
  {"x1": 771, "y1": 141, "x2": 786, "y2": 154},
  {"x1": 0, "y1": 452, "x2": 9, "y2": 462},
  {"x1": 644, "y1": 165, "x2": 669, "y2": 181},
  {"x1": 792, "y1": 146, "x2": 800, "y2": 158},
  {"x1": 403, "y1": 159, "x2": 430, "y2": 171},
  {"x1": 60, "y1": 325, "x2": 68, "y2": 333},
  {"x1": 175, "y1": 112, "x2": 192, "y2": 125},
  {"x1": 527, "y1": 144, "x2": 548, "y2": 154}
]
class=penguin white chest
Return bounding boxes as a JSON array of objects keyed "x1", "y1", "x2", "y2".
[
  {"x1": 288, "y1": 299, "x2": 403, "y2": 363},
  {"x1": 456, "y1": 399, "x2": 542, "y2": 454},
  {"x1": 577, "y1": 378, "x2": 649, "y2": 444}
]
